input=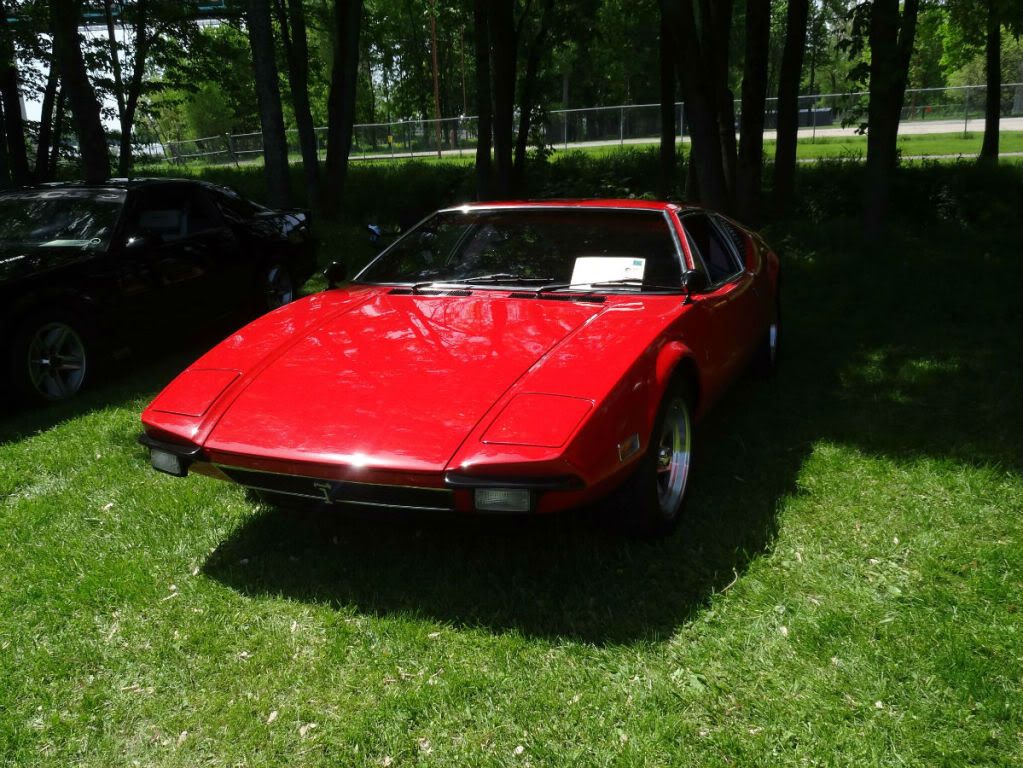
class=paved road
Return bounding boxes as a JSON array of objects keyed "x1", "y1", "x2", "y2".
[{"x1": 351, "y1": 116, "x2": 1023, "y2": 162}]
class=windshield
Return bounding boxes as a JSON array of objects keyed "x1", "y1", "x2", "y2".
[
  {"x1": 356, "y1": 207, "x2": 683, "y2": 290},
  {"x1": 0, "y1": 189, "x2": 126, "y2": 250}
]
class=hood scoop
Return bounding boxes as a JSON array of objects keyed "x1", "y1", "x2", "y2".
[{"x1": 389, "y1": 287, "x2": 473, "y2": 297}]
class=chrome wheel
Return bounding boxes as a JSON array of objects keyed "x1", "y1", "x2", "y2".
[
  {"x1": 655, "y1": 396, "x2": 692, "y2": 519},
  {"x1": 27, "y1": 322, "x2": 87, "y2": 401},
  {"x1": 265, "y1": 265, "x2": 294, "y2": 309}
]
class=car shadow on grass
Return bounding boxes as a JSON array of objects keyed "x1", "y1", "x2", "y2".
[{"x1": 202, "y1": 222, "x2": 1021, "y2": 644}]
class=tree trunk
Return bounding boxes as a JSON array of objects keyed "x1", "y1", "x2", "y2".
[
  {"x1": 736, "y1": 0, "x2": 772, "y2": 227},
  {"x1": 512, "y1": 0, "x2": 552, "y2": 194},
  {"x1": 275, "y1": 0, "x2": 321, "y2": 209},
  {"x1": 472, "y1": 0, "x2": 493, "y2": 200},
  {"x1": 0, "y1": 5, "x2": 31, "y2": 185},
  {"x1": 707, "y1": 0, "x2": 737, "y2": 200},
  {"x1": 979, "y1": 0, "x2": 1000, "y2": 164},
  {"x1": 247, "y1": 0, "x2": 291, "y2": 207},
  {"x1": 49, "y1": 86, "x2": 66, "y2": 179},
  {"x1": 35, "y1": 65, "x2": 59, "y2": 181},
  {"x1": 863, "y1": 0, "x2": 919, "y2": 239},
  {"x1": 51, "y1": 0, "x2": 110, "y2": 182},
  {"x1": 660, "y1": 0, "x2": 729, "y2": 211},
  {"x1": 429, "y1": 0, "x2": 443, "y2": 156},
  {"x1": 0, "y1": 105, "x2": 10, "y2": 187},
  {"x1": 658, "y1": 10, "x2": 676, "y2": 200},
  {"x1": 490, "y1": 0, "x2": 516, "y2": 198},
  {"x1": 324, "y1": 0, "x2": 364, "y2": 219},
  {"x1": 117, "y1": 0, "x2": 149, "y2": 176},
  {"x1": 772, "y1": 0, "x2": 809, "y2": 216}
]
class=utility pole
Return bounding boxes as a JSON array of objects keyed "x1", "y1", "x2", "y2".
[{"x1": 429, "y1": 0, "x2": 443, "y2": 158}]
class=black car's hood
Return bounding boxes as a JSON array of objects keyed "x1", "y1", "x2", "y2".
[{"x1": 0, "y1": 244, "x2": 102, "y2": 286}]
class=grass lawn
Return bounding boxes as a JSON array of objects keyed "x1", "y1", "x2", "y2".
[{"x1": 1, "y1": 192, "x2": 1021, "y2": 763}]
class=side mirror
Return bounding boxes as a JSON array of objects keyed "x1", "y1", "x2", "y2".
[
  {"x1": 366, "y1": 224, "x2": 382, "y2": 244},
  {"x1": 324, "y1": 260, "x2": 347, "y2": 288},
  {"x1": 681, "y1": 269, "x2": 709, "y2": 296}
]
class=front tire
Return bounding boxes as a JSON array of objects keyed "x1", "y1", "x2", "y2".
[
  {"x1": 618, "y1": 380, "x2": 695, "y2": 537},
  {"x1": 9, "y1": 313, "x2": 91, "y2": 403},
  {"x1": 264, "y1": 263, "x2": 295, "y2": 311}
]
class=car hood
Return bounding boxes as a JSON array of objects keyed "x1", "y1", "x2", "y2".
[
  {"x1": 0, "y1": 243, "x2": 100, "y2": 285},
  {"x1": 204, "y1": 291, "x2": 605, "y2": 471}
]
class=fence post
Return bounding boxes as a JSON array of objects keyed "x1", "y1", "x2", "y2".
[
  {"x1": 224, "y1": 134, "x2": 239, "y2": 168},
  {"x1": 620, "y1": 107, "x2": 625, "y2": 146},
  {"x1": 811, "y1": 97, "x2": 817, "y2": 143},
  {"x1": 963, "y1": 89, "x2": 970, "y2": 136},
  {"x1": 563, "y1": 113, "x2": 568, "y2": 149}
]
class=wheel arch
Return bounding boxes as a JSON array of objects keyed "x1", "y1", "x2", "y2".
[{"x1": 654, "y1": 341, "x2": 701, "y2": 416}]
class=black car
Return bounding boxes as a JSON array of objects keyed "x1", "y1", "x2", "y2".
[{"x1": 0, "y1": 178, "x2": 317, "y2": 403}]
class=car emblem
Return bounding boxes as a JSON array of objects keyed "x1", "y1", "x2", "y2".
[{"x1": 312, "y1": 480, "x2": 333, "y2": 503}]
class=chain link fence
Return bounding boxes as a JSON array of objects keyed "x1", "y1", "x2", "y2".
[{"x1": 159, "y1": 83, "x2": 1023, "y2": 166}]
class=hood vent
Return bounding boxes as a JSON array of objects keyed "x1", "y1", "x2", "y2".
[
  {"x1": 389, "y1": 287, "x2": 473, "y2": 297},
  {"x1": 508, "y1": 292, "x2": 606, "y2": 304}
]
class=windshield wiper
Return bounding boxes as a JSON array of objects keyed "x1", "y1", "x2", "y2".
[
  {"x1": 536, "y1": 278, "x2": 685, "y2": 294},
  {"x1": 457, "y1": 273, "x2": 556, "y2": 284}
]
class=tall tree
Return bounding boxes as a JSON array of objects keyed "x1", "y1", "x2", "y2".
[
  {"x1": 274, "y1": 0, "x2": 321, "y2": 209},
  {"x1": 512, "y1": 0, "x2": 554, "y2": 192},
  {"x1": 473, "y1": 0, "x2": 493, "y2": 199},
  {"x1": 660, "y1": 0, "x2": 733, "y2": 211},
  {"x1": 981, "y1": 0, "x2": 1002, "y2": 162},
  {"x1": 0, "y1": 4, "x2": 31, "y2": 185},
  {"x1": 658, "y1": 9, "x2": 676, "y2": 199},
  {"x1": 736, "y1": 0, "x2": 772, "y2": 226},
  {"x1": 772, "y1": 0, "x2": 810, "y2": 216},
  {"x1": 247, "y1": 0, "x2": 291, "y2": 207},
  {"x1": 35, "y1": 64, "x2": 60, "y2": 180},
  {"x1": 50, "y1": 0, "x2": 110, "y2": 182},
  {"x1": 862, "y1": 0, "x2": 920, "y2": 238},
  {"x1": 490, "y1": 0, "x2": 516, "y2": 197},
  {"x1": 324, "y1": 0, "x2": 364, "y2": 218}
]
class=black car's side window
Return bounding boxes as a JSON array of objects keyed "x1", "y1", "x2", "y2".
[
  {"x1": 682, "y1": 213, "x2": 741, "y2": 285},
  {"x1": 131, "y1": 187, "x2": 224, "y2": 242}
]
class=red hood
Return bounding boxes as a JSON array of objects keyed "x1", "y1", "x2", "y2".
[{"x1": 203, "y1": 291, "x2": 604, "y2": 471}]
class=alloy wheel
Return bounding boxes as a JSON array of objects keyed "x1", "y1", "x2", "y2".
[
  {"x1": 27, "y1": 322, "x2": 87, "y2": 401},
  {"x1": 655, "y1": 396, "x2": 692, "y2": 520}
]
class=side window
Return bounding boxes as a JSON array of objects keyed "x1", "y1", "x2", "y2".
[
  {"x1": 130, "y1": 186, "x2": 223, "y2": 241},
  {"x1": 682, "y1": 213, "x2": 741, "y2": 284},
  {"x1": 187, "y1": 190, "x2": 225, "y2": 236},
  {"x1": 714, "y1": 216, "x2": 748, "y2": 264}
]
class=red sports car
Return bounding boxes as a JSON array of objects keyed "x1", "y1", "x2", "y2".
[{"x1": 140, "y1": 200, "x2": 780, "y2": 535}]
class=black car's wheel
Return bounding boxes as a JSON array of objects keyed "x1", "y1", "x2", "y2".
[
  {"x1": 617, "y1": 380, "x2": 695, "y2": 537},
  {"x1": 10, "y1": 313, "x2": 91, "y2": 403},
  {"x1": 264, "y1": 263, "x2": 295, "y2": 311},
  {"x1": 750, "y1": 291, "x2": 781, "y2": 378}
]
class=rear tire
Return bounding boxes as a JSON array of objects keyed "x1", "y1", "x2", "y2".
[
  {"x1": 9, "y1": 312, "x2": 92, "y2": 404},
  {"x1": 616, "y1": 380, "x2": 695, "y2": 537},
  {"x1": 750, "y1": 292, "x2": 781, "y2": 378}
]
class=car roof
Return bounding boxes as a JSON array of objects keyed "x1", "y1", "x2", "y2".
[
  {"x1": 441, "y1": 198, "x2": 697, "y2": 214},
  {"x1": 3, "y1": 178, "x2": 218, "y2": 195}
]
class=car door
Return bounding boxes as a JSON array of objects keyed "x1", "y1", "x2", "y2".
[
  {"x1": 678, "y1": 211, "x2": 760, "y2": 387},
  {"x1": 123, "y1": 184, "x2": 242, "y2": 327}
]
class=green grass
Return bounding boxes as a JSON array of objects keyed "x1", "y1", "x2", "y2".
[{"x1": 2, "y1": 166, "x2": 1021, "y2": 765}]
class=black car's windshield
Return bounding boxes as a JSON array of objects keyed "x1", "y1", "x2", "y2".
[
  {"x1": 0, "y1": 189, "x2": 126, "y2": 250},
  {"x1": 356, "y1": 208, "x2": 683, "y2": 291}
]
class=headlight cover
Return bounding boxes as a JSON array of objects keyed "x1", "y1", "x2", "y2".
[
  {"x1": 482, "y1": 393, "x2": 593, "y2": 448},
  {"x1": 149, "y1": 368, "x2": 241, "y2": 418}
]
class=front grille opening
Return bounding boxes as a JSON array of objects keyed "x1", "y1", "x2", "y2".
[{"x1": 219, "y1": 466, "x2": 455, "y2": 511}]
